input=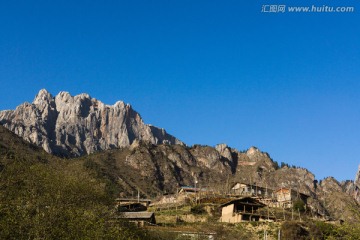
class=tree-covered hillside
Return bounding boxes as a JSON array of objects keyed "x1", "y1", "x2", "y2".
[{"x1": 0, "y1": 126, "x2": 153, "y2": 239}]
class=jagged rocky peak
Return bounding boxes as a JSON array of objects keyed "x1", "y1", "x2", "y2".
[
  {"x1": 246, "y1": 146, "x2": 266, "y2": 157},
  {"x1": 245, "y1": 146, "x2": 271, "y2": 162},
  {"x1": 215, "y1": 143, "x2": 233, "y2": 160},
  {"x1": 33, "y1": 89, "x2": 53, "y2": 104},
  {"x1": 0, "y1": 89, "x2": 183, "y2": 157},
  {"x1": 355, "y1": 164, "x2": 360, "y2": 186},
  {"x1": 246, "y1": 146, "x2": 259, "y2": 155},
  {"x1": 350, "y1": 164, "x2": 360, "y2": 203},
  {"x1": 215, "y1": 143, "x2": 228, "y2": 151},
  {"x1": 320, "y1": 177, "x2": 343, "y2": 193}
]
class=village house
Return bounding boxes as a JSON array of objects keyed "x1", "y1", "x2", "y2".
[
  {"x1": 274, "y1": 187, "x2": 309, "y2": 208},
  {"x1": 114, "y1": 198, "x2": 155, "y2": 226},
  {"x1": 178, "y1": 186, "x2": 211, "y2": 195},
  {"x1": 117, "y1": 202, "x2": 148, "y2": 212},
  {"x1": 230, "y1": 182, "x2": 274, "y2": 198},
  {"x1": 178, "y1": 186, "x2": 199, "y2": 195},
  {"x1": 115, "y1": 212, "x2": 156, "y2": 227},
  {"x1": 115, "y1": 198, "x2": 152, "y2": 209},
  {"x1": 219, "y1": 197, "x2": 271, "y2": 223},
  {"x1": 230, "y1": 183, "x2": 310, "y2": 209}
]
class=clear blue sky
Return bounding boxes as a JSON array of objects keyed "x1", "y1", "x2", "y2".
[{"x1": 0, "y1": 0, "x2": 359, "y2": 181}]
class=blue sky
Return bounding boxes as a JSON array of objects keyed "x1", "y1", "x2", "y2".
[{"x1": 0, "y1": 0, "x2": 359, "y2": 181}]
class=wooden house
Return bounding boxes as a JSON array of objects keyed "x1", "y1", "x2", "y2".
[
  {"x1": 117, "y1": 202, "x2": 147, "y2": 212},
  {"x1": 274, "y1": 188, "x2": 309, "y2": 208},
  {"x1": 114, "y1": 198, "x2": 156, "y2": 226},
  {"x1": 116, "y1": 212, "x2": 156, "y2": 227},
  {"x1": 230, "y1": 182, "x2": 274, "y2": 198},
  {"x1": 178, "y1": 186, "x2": 210, "y2": 195},
  {"x1": 178, "y1": 186, "x2": 199, "y2": 194},
  {"x1": 219, "y1": 197, "x2": 271, "y2": 223},
  {"x1": 115, "y1": 198, "x2": 151, "y2": 208}
]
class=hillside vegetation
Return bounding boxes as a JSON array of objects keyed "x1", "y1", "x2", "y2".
[
  {"x1": 0, "y1": 126, "x2": 155, "y2": 239},
  {"x1": 2, "y1": 124, "x2": 360, "y2": 239}
]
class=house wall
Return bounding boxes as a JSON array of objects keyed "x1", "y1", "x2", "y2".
[
  {"x1": 275, "y1": 189, "x2": 308, "y2": 208},
  {"x1": 221, "y1": 204, "x2": 234, "y2": 219},
  {"x1": 276, "y1": 190, "x2": 291, "y2": 202},
  {"x1": 220, "y1": 200, "x2": 269, "y2": 223},
  {"x1": 220, "y1": 204, "x2": 241, "y2": 223},
  {"x1": 232, "y1": 183, "x2": 248, "y2": 195}
]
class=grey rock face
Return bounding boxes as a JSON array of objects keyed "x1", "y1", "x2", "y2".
[
  {"x1": 0, "y1": 89, "x2": 183, "y2": 157},
  {"x1": 351, "y1": 165, "x2": 360, "y2": 203},
  {"x1": 215, "y1": 143, "x2": 233, "y2": 161},
  {"x1": 342, "y1": 165, "x2": 360, "y2": 204},
  {"x1": 355, "y1": 164, "x2": 360, "y2": 187}
]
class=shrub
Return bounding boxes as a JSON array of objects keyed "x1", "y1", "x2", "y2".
[
  {"x1": 190, "y1": 204, "x2": 206, "y2": 215},
  {"x1": 281, "y1": 221, "x2": 308, "y2": 240},
  {"x1": 293, "y1": 199, "x2": 306, "y2": 212}
]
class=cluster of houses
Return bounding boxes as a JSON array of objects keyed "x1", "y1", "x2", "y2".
[
  {"x1": 180, "y1": 182, "x2": 309, "y2": 223},
  {"x1": 229, "y1": 182, "x2": 309, "y2": 209},
  {"x1": 115, "y1": 182, "x2": 310, "y2": 225}
]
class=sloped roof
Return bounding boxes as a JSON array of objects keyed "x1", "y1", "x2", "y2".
[
  {"x1": 220, "y1": 197, "x2": 266, "y2": 208},
  {"x1": 115, "y1": 198, "x2": 152, "y2": 203},
  {"x1": 179, "y1": 186, "x2": 207, "y2": 192},
  {"x1": 275, "y1": 187, "x2": 291, "y2": 193},
  {"x1": 120, "y1": 212, "x2": 154, "y2": 219},
  {"x1": 275, "y1": 188, "x2": 310, "y2": 198},
  {"x1": 231, "y1": 182, "x2": 274, "y2": 192}
]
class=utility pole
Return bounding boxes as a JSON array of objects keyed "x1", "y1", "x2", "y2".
[
  {"x1": 263, "y1": 230, "x2": 267, "y2": 240},
  {"x1": 226, "y1": 174, "x2": 229, "y2": 195},
  {"x1": 250, "y1": 176, "x2": 252, "y2": 195},
  {"x1": 283, "y1": 207, "x2": 285, "y2": 221},
  {"x1": 265, "y1": 183, "x2": 268, "y2": 197},
  {"x1": 278, "y1": 229, "x2": 281, "y2": 240},
  {"x1": 194, "y1": 178, "x2": 198, "y2": 205}
]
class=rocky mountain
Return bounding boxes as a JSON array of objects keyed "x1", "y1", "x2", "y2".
[
  {"x1": 1, "y1": 90, "x2": 359, "y2": 222},
  {"x1": 1, "y1": 110, "x2": 360, "y2": 240},
  {"x1": 77, "y1": 140, "x2": 359, "y2": 221},
  {"x1": 343, "y1": 165, "x2": 360, "y2": 204},
  {"x1": 353, "y1": 165, "x2": 360, "y2": 202},
  {"x1": 0, "y1": 89, "x2": 182, "y2": 157}
]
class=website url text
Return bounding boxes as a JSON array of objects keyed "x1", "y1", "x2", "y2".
[{"x1": 261, "y1": 5, "x2": 355, "y2": 13}]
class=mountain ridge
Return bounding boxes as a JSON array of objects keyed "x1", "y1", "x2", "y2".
[
  {"x1": 0, "y1": 89, "x2": 183, "y2": 157},
  {"x1": 1, "y1": 89, "x2": 360, "y2": 221}
]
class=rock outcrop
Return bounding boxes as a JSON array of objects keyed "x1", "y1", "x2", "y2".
[
  {"x1": 0, "y1": 89, "x2": 183, "y2": 156},
  {"x1": 343, "y1": 165, "x2": 360, "y2": 204}
]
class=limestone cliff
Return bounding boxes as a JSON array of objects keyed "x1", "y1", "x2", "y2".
[
  {"x1": 0, "y1": 89, "x2": 183, "y2": 156},
  {"x1": 343, "y1": 165, "x2": 360, "y2": 204}
]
